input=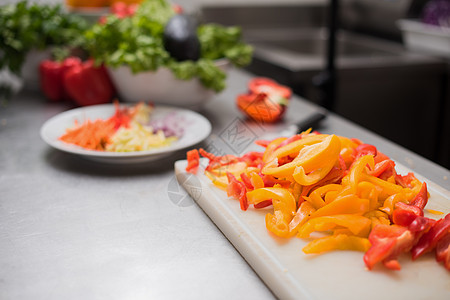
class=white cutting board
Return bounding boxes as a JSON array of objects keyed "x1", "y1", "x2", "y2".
[{"x1": 174, "y1": 160, "x2": 450, "y2": 300}]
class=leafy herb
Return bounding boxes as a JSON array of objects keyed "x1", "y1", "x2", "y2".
[
  {"x1": 85, "y1": 0, "x2": 253, "y2": 92},
  {"x1": 198, "y1": 24, "x2": 253, "y2": 68},
  {"x1": 0, "y1": 1, "x2": 88, "y2": 75}
]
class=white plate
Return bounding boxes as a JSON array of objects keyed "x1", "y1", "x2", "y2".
[
  {"x1": 174, "y1": 159, "x2": 450, "y2": 300},
  {"x1": 40, "y1": 104, "x2": 211, "y2": 164}
]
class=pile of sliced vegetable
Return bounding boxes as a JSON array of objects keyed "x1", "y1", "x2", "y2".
[
  {"x1": 185, "y1": 130, "x2": 450, "y2": 271},
  {"x1": 60, "y1": 102, "x2": 179, "y2": 152}
]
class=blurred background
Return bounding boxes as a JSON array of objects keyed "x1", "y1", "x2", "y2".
[{"x1": 1, "y1": 0, "x2": 449, "y2": 170}]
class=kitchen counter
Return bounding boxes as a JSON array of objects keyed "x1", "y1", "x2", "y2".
[{"x1": 0, "y1": 67, "x2": 449, "y2": 300}]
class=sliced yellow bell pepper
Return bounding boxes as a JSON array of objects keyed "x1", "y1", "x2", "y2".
[
  {"x1": 246, "y1": 187, "x2": 297, "y2": 216},
  {"x1": 262, "y1": 137, "x2": 287, "y2": 162},
  {"x1": 363, "y1": 174, "x2": 408, "y2": 200},
  {"x1": 356, "y1": 181, "x2": 382, "y2": 211},
  {"x1": 379, "y1": 193, "x2": 407, "y2": 216},
  {"x1": 205, "y1": 170, "x2": 228, "y2": 190},
  {"x1": 342, "y1": 155, "x2": 375, "y2": 191},
  {"x1": 205, "y1": 161, "x2": 248, "y2": 190},
  {"x1": 262, "y1": 134, "x2": 341, "y2": 178},
  {"x1": 364, "y1": 210, "x2": 391, "y2": 230},
  {"x1": 302, "y1": 234, "x2": 371, "y2": 254},
  {"x1": 266, "y1": 210, "x2": 291, "y2": 238},
  {"x1": 338, "y1": 136, "x2": 359, "y2": 167},
  {"x1": 293, "y1": 161, "x2": 335, "y2": 186},
  {"x1": 289, "y1": 201, "x2": 316, "y2": 234},
  {"x1": 310, "y1": 194, "x2": 370, "y2": 218},
  {"x1": 264, "y1": 134, "x2": 327, "y2": 163},
  {"x1": 297, "y1": 214, "x2": 372, "y2": 238},
  {"x1": 248, "y1": 170, "x2": 265, "y2": 189},
  {"x1": 305, "y1": 184, "x2": 343, "y2": 209}
]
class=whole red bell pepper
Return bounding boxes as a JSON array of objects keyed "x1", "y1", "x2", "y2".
[
  {"x1": 60, "y1": 57, "x2": 82, "y2": 100},
  {"x1": 63, "y1": 59, "x2": 115, "y2": 107},
  {"x1": 39, "y1": 57, "x2": 83, "y2": 102},
  {"x1": 39, "y1": 60, "x2": 64, "y2": 102}
]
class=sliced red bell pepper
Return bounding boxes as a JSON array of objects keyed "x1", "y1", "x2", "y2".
[
  {"x1": 436, "y1": 232, "x2": 450, "y2": 270},
  {"x1": 392, "y1": 202, "x2": 424, "y2": 226},
  {"x1": 226, "y1": 172, "x2": 249, "y2": 211},
  {"x1": 409, "y1": 182, "x2": 429, "y2": 210},
  {"x1": 353, "y1": 144, "x2": 377, "y2": 159},
  {"x1": 368, "y1": 159, "x2": 395, "y2": 178},
  {"x1": 240, "y1": 173, "x2": 254, "y2": 190},
  {"x1": 395, "y1": 172, "x2": 417, "y2": 188},
  {"x1": 254, "y1": 200, "x2": 273, "y2": 209},
  {"x1": 198, "y1": 148, "x2": 240, "y2": 173},
  {"x1": 186, "y1": 149, "x2": 200, "y2": 174},
  {"x1": 238, "y1": 151, "x2": 264, "y2": 168},
  {"x1": 363, "y1": 224, "x2": 414, "y2": 270},
  {"x1": 411, "y1": 213, "x2": 450, "y2": 260},
  {"x1": 63, "y1": 59, "x2": 115, "y2": 107},
  {"x1": 254, "y1": 140, "x2": 271, "y2": 148}
]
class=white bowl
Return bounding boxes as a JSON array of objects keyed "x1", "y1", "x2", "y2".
[{"x1": 107, "y1": 59, "x2": 230, "y2": 110}]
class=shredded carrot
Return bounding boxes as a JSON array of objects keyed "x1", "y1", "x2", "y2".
[
  {"x1": 59, "y1": 101, "x2": 135, "y2": 151},
  {"x1": 59, "y1": 118, "x2": 116, "y2": 151}
]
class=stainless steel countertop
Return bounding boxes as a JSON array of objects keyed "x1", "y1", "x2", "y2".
[{"x1": 1, "y1": 67, "x2": 449, "y2": 300}]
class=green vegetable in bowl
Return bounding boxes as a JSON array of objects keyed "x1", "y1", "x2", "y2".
[
  {"x1": 84, "y1": 0, "x2": 253, "y2": 92},
  {"x1": 0, "y1": 0, "x2": 89, "y2": 75}
]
